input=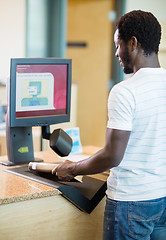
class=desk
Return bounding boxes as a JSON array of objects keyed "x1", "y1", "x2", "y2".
[{"x1": 0, "y1": 146, "x2": 107, "y2": 240}]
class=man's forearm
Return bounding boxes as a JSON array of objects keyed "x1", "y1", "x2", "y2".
[{"x1": 73, "y1": 148, "x2": 118, "y2": 176}]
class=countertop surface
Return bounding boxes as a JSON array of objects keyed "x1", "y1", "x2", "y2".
[{"x1": 0, "y1": 146, "x2": 102, "y2": 205}]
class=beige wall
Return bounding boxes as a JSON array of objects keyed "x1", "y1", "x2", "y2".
[
  {"x1": 0, "y1": 0, "x2": 26, "y2": 82},
  {"x1": 66, "y1": 0, "x2": 114, "y2": 147},
  {"x1": 126, "y1": 0, "x2": 166, "y2": 20},
  {"x1": 0, "y1": 0, "x2": 26, "y2": 105}
]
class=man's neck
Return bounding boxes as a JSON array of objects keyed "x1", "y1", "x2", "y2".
[{"x1": 133, "y1": 52, "x2": 160, "y2": 73}]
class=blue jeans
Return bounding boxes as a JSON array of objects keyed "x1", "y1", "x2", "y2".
[{"x1": 103, "y1": 196, "x2": 166, "y2": 240}]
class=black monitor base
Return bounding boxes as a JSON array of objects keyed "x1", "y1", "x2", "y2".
[
  {"x1": 5, "y1": 126, "x2": 37, "y2": 167},
  {"x1": 0, "y1": 158, "x2": 43, "y2": 166}
]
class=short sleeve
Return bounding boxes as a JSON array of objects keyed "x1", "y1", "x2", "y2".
[{"x1": 107, "y1": 84, "x2": 135, "y2": 131}]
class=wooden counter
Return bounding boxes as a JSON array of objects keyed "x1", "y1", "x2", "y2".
[
  {"x1": 0, "y1": 146, "x2": 107, "y2": 240},
  {"x1": 0, "y1": 151, "x2": 60, "y2": 205}
]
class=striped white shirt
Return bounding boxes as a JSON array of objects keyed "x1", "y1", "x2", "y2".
[{"x1": 106, "y1": 67, "x2": 166, "y2": 201}]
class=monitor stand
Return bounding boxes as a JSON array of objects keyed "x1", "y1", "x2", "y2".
[{"x1": 0, "y1": 126, "x2": 43, "y2": 166}]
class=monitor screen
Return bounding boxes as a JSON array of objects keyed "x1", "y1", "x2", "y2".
[{"x1": 9, "y1": 58, "x2": 72, "y2": 127}]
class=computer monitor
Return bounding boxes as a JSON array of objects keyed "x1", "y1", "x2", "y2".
[{"x1": 3, "y1": 58, "x2": 72, "y2": 166}]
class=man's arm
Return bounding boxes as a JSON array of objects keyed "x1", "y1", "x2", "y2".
[{"x1": 52, "y1": 128, "x2": 130, "y2": 181}]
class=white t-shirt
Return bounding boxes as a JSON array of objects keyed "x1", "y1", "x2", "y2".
[{"x1": 106, "y1": 67, "x2": 166, "y2": 201}]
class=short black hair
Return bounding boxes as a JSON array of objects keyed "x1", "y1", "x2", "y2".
[{"x1": 116, "y1": 10, "x2": 161, "y2": 56}]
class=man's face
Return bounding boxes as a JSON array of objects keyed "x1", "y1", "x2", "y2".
[{"x1": 114, "y1": 29, "x2": 133, "y2": 74}]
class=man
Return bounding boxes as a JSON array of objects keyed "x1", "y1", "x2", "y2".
[{"x1": 52, "y1": 10, "x2": 166, "y2": 239}]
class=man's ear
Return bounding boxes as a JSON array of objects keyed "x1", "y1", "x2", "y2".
[{"x1": 129, "y1": 36, "x2": 138, "y2": 51}]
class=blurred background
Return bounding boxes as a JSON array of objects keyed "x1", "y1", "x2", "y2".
[{"x1": 0, "y1": 0, "x2": 166, "y2": 155}]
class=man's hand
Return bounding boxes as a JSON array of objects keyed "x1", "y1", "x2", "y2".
[{"x1": 52, "y1": 160, "x2": 76, "y2": 181}]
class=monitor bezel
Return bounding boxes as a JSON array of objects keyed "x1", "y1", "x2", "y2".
[{"x1": 9, "y1": 58, "x2": 72, "y2": 127}]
